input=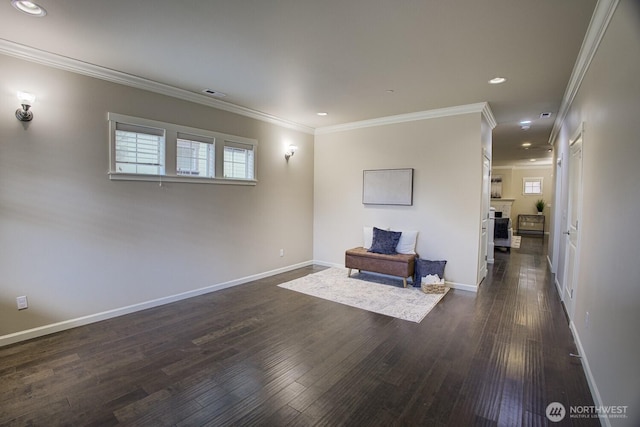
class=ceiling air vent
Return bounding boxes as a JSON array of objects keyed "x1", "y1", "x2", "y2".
[
  {"x1": 202, "y1": 89, "x2": 227, "y2": 98},
  {"x1": 540, "y1": 112, "x2": 553, "y2": 118}
]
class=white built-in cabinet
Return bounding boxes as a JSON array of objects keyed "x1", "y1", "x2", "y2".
[{"x1": 490, "y1": 199, "x2": 514, "y2": 219}]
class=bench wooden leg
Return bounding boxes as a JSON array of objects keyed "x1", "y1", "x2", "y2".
[
  {"x1": 402, "y1": 278, "x2": 407, "y2": 288},
  {"x1": 347, "y1": 268, "x2": 352, "y2": 277}
]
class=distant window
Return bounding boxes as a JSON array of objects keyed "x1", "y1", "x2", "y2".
[
  {"x1": 114, "y1": 123, "x2": 165, "y2": 175},
  {"x1": 523, "y1": 177, "x2": 543, "y2": 195},
  {"x1": 177, "y1": 133, "x2": 215, "y2": 178},
  {"x1": 108, "y1": 113, "x2": 257, "y2": 185},
  {"x1": 224, "y1": 142, "x2": 255, "y2": 180}
]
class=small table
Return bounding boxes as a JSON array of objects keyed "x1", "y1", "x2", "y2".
[{"x1": 518, "y1": 214, "x2": 545, "y2": 236}]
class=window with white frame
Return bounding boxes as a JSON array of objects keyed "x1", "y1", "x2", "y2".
[
  {"x1": 114, "y1": 123, "x2": 165, "y2": 175},
  {"x1": 108, "y1": 113, "x2": 257, "y2": 185},
  {"x1": 523, "y1": 177, "x2": 543, "y2": 195},
  {"x1": 176, "y1": 133, "x2": 215, "y2": 178},
  {"x1": 224, "y1": 142, "x2": 255, "y2": 180}
]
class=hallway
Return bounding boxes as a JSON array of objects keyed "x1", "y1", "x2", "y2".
[{"x1": 476, "y1": 235, "x2": 598, "y2": 425}]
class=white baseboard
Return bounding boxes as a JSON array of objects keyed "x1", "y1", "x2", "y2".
[
  {"x1": 548, "y1": 256, "x2": 564, "y2": 298},
  {"x1": 554, "y1": 276, "x2": 563, "y2": 298},
  {"x1": 569, "y1": 321, "x2": 609, "y2": 427},
  {"x1": 446, "y1": 281, "x2": 478, "y2": 293},
  {"x1": 552, "y1": 266, "x2": 602, "y2": 418},
  {"x1": 0, "y1": 260, "x2": 313, "y2": 348},
  {"x1": 313, "y1": 260, "x2": 341, "y2": 268}
]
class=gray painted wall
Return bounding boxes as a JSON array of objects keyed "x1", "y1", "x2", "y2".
[
  {"x1": 0, "y1": 55, "x2": 314, "y2": 338},
  {"x1": 313, "y1": 113, "x2": 488, "y2": 289},
  {"x1": 551, "y1": 1, "x2": 640, "y2": 424}
]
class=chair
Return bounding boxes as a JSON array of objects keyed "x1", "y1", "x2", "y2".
[{"x1": 494, "y1": 217, "x2": 513, "y2": 251}]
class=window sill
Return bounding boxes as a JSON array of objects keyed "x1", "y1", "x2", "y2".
[{"x1": 108, "y1": 172, "x2": 257, "y2": 186}]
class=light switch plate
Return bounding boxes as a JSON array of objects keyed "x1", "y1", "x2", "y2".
[{"x1": 16, "y1": 296, "x2": 28, "y2": 310}]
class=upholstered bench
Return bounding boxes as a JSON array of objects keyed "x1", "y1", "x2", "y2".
[{"x1": 345, "y1": 247, "x2": 417, "y2": 288}]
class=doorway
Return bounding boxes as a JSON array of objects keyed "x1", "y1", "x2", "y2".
[
  {"x1": 478, "y1": 155, "x2": 490, "y2": 284},
  {"x1": 562, "y1": 125, "x2": 583, "y2": 321}
]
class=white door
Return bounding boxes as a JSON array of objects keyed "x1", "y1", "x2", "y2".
[
  {"x1": 478, "y1": 156, "x2": 490, "y2": 284},
  {"x1": 562, "y1": 131, "x2": 583, "y2": 320}
]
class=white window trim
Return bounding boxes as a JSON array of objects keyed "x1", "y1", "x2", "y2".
[
  {"x1": 522, "y1": 176, "x2": 543, "y2": 195},
  {"x1": 108, "y1": 112, "x2": 258, "y2": 185},
  {"x1": 114, "y1": 122, "x2": 166, "y2": 176},
  {"x1": 223, "y1": 140, "x2": 256, "y2": 180},
  {"x1": 177, "y1": 133, "x2": 216, "y2": 178}
]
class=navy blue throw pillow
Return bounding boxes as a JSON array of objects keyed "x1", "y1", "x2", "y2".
[
  {"x1": 414, "y1": 259, "x2": 447, "y2": 286},
  {"x1": 368, "y1": 227, "x2": 402, "y2": 255}
]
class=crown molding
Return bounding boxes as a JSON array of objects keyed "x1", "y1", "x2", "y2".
[
  {"x1": 511, "y1": 164, "x2": 553, "y2": 170},
  {"x1": 491, "y1": 159, "x2": 553, "y2": 171},
  {"x1": 0, "y1": 39, "x2": 315, "y2": 135},
  {"x1": 493, "y1": 162, "x2": 553, "y2": 170},
  {"x1": 0, "y1": 38, "x2": 500, "y2": 139},
  {"x1": 0, "y1": 38, "x2": 502, "y2": 138},
  {"x1": 480, "y1": 102, "x2": 497, "y2": 129},
  {"x1": 548, "y1": 0, "x2": 619, "y2": 145},
  {"x1": 315, "y1": 102, "x2": 496, "y2": 135}
]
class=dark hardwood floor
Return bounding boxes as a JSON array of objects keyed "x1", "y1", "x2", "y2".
[{"x1": 0, "y1": 236, "x2": 598, "y2": 426}]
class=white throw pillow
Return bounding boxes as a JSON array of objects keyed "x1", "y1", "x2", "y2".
[{"x1": 395, "y1": 230, "x2": 418, "y2": 254}]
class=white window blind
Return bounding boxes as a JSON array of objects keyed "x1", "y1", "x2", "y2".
[
  {"x1": 176, "y1": 133, "x2": 215, "y2": 178},
  {"x1": 224, "y1": 142, "x2": 255, "y2": 180},
  {"x1": 115, "y1": 123, "x2": 165, "y2": 175}
]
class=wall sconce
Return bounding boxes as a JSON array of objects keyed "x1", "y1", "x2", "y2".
[
  {"x1": 285, "y1": 145, "x2": 298, "y2": 160},
  {"x1": 15, "y1": 91, "x2": 36, "y2": 122}
]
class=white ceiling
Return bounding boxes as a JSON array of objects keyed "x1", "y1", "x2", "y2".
[{"x1": 0, "y1": 0, "x2": 597, "y2": 166}]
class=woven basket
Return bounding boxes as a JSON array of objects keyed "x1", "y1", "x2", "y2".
[{"x1": 421, "y1": 283, "x2": 447, "y2": 294}]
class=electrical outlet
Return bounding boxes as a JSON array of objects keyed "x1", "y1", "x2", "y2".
[
  {"x1": 16, "y1": 296, "x2": 28, "y2": 310},
  {"x1": 279, "y1": 249, "x2": 284, "y2": 257}
]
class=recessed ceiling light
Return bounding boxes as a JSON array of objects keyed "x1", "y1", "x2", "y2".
[
  {"x1": 530, "y1": 159, "x2": 537, "y2": 162},
  {"x1": 11, "y1": 0, "x2": 47, "y2": 16},
  {"x1": 522, "y1": 142, "x2": 532, "y2": 147},
  {"x1": 317, "y1": 112, "x2": 328, "y2": 116},
  {"x1": 385, "y1": 89, "x2": 395, "y2": 94},
  {"x1": 488, "y1": 77, "x2": 507, "y2": 84},
  {"x1": 520, "y1": 120, "x2": 532, "y2": 125}
]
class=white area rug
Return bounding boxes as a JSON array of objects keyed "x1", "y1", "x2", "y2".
[
  {"x1": 278, "y1": 268, "x2": 449, "y2": 323},
  {"x1": 511, "y1": 235, "x2": 522, "y2": 249}
]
